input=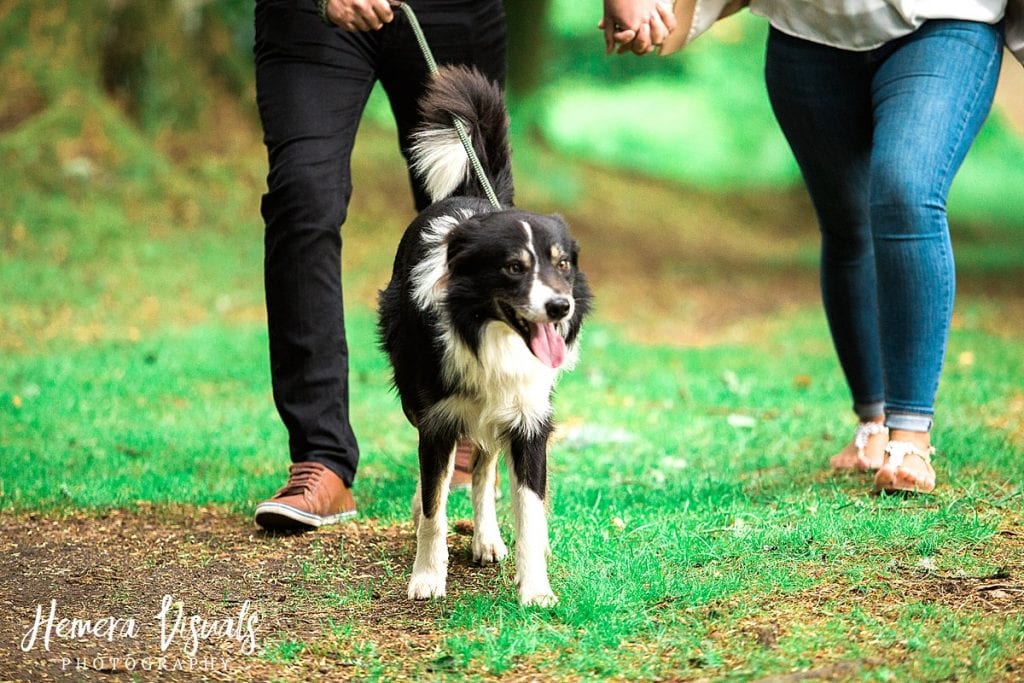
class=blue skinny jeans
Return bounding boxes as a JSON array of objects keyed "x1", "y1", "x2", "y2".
[{"x1": 764, "y1": 19, "x2": 1003, "y2": 433}]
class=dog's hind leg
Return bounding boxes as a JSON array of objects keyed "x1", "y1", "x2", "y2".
[
  {"x1": 470, "y1": 447, "x2": 507, "y2": 564},
  {"x1": 506, "y1": 428, "x2": 557, "y2": 607},
  {"x1": 408, "y1": 432, "x2": 457, "y2": 600}
]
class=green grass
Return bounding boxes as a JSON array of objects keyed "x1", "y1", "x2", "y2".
[
  {"x1": 3, "y1": 111, "x2": 1023, "y2": 678},
  {"x1": 3, "y1": 20, "x2": 1023, "y2": 674},
  {"x1": 5, "y1": 308, "x2": 1021, "y2": 512},
  {"x1": 3, "y1": 308, "x2": 1023, "y2": 679}
]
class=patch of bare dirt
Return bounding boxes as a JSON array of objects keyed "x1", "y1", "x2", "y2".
[{"x1": 0, "y1": 506, "x2": 503, "y2": 682}]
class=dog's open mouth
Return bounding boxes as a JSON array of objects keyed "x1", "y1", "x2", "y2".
[{"x1": 498, "y1": 302, "x2": 566, "y2": 369}]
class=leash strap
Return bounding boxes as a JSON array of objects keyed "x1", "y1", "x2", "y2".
[{"x1": 395, "y1": 2, "x2": 503, "y2": 209}]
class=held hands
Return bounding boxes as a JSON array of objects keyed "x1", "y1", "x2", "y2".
[
  {"x1": 599, "y1": 0, "x2": 677, "y2": 55},
  {"x1": 322, "y1": 0, "x2": 395, "y2": 31}
]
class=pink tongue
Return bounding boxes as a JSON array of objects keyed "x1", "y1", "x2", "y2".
[{"x1": 529, "y1": 323, "x2": 566, "y2": 369}]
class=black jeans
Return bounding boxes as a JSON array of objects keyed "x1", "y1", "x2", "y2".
[{"x1": 254, "y1": 0, "x2": 507, "y2": 486}]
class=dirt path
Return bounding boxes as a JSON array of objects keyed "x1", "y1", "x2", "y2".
[
  {"x1": 2, "y1": 507, "x2": 1022, "y2": 681},
  {"x1": 0, "y1": 507, "x2": 492, "y2": 681}
]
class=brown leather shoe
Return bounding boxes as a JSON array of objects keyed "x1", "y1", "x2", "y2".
[
  {"x1": 450, "y1": 441, "x2": 500, "y2": 496},
  {"x1": 450, "y1": 440, "x2": 475, "y2": 491},
  {"x1": 254, "y1": 462, "x2": 356, "y2": 531}
]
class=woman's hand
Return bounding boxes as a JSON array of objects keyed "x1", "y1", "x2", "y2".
[{"x1": 599, "y1": 0, "x2": 677, "y2": 55}]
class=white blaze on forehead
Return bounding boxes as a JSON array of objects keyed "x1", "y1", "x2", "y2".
[
  {"x1": 520, "y1": 221, "x2": 537, "y2": 268},
  {"x1": 516, "y1": 221, "x2": 574, "y2": 322},
  {"x1": 520, "y1": 220, "x2": 549, "y2": 318}
]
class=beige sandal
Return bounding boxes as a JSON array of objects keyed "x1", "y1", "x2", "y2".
[
  {"x1": 830, "y1": 421, "x2": 887, "y2": 471},
  {"x1": 874, "y1": 440, "x2": 936, "y2": 494}
]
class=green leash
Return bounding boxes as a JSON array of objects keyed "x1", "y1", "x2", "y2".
[{"x1": 394, "y1": 2, "x2": 503, "y2": 210}]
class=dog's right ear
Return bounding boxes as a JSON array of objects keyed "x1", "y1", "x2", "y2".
[{"x1": 444, "y1": 217, "x2": 483, "y2": 271}]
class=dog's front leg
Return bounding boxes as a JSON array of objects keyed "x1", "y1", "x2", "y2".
[
  {"x1": 408, "y1": 434, "x2": 456, "y2": 600},
  {"x1": 507, "y1": 427, "x2": 557, "y2": 607},
  {"x1": 471, "y1": 447, "x2": 507, "y2": 564}
]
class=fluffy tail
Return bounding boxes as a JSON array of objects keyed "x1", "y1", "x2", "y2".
[{"x1": 409, "y1": 65, "x2": 514, "y2": 207}]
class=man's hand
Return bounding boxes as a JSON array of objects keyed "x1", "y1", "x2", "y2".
[
  {"x1": 323, "y1": 0, "x2": 394, "y2": 31},
  {"x1": 599, "y1": 0, "x2": 677, "y2": 55}
]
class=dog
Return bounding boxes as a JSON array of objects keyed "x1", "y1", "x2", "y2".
[{"x1": 377, "y1": 65, "x2": 591, "y2": 606}]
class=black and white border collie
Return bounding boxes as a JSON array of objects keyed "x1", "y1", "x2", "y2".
[{"x1": 378, "y1": 66, "x2": 591, "y2": 606}]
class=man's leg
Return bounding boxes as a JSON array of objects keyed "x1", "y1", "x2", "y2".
[{"x1": 254, "y1": 0, "x2": 380, "y2": 528}]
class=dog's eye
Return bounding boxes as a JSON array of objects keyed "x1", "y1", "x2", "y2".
[
  {"x1": 556, "y1": 258, "x2": 571, "y2": 271},
  {"x1": 505, "y1": 261, "x2": 527, "y2": 276}
]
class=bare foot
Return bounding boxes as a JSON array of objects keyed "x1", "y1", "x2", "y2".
[
  {"x1": 829, "y1": 419, "x2": 887, "y2": 471},
  {"x1": 874, "y1": 431, "x2": 936, "y2": 494}
]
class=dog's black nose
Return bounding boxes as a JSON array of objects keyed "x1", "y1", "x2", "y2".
[{"x1": 545, "y1": 297, "x2": 571, "y2": 320}]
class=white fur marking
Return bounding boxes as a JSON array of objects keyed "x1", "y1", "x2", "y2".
[
  {"x1": 518, "y1": 220, "x2": 575, "y2": 322},
  {"x1": 431, "y1": 320, "x2": 558, "y2": 444},
  {"x1": 409, "y1": 211, "x2": 475, "y2": 311},
  {"x1": 408, "y1": 447, "x2": 456, "y2": 600},
  {"x1": 520, "y1": 221, "x2": 536, "y2": 266},
  {"x1": 528, "y1": 280, "x2": 564, "y2": 321},
  {"x1": 508, "y1": 471, "x2": 556, "y2": 607},
  {"x1": 410, "y1": 127, "x2": 470, "y2": 203},
  {"x1": 471, "y1": 451, "x2": 507, "y2": 564}
]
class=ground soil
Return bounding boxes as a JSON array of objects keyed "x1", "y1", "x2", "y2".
[
  {"x1": 1, "y1": 507, "x2": 1022, "y2": 682},
  {"x1": 0, "y1": 507, "x2": 453, "y2": 682}
]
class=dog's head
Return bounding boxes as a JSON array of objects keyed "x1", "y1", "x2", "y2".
[{"x1": 444, "y1": 210, "x2": 590, "y2": 369}]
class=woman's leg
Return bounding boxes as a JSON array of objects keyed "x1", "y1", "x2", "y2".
[
  {"x1": 764, "y1": 28, "x2": 888, "y2": 467},
  {"x1": 867, "y1": 19, "x2": 1002, "y2": 491}
]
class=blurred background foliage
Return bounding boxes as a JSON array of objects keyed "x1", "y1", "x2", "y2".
[
  {"x1": 3, "y1": 0, "x2": 1023, "y2": 226},
  {"x1": 4, "y1": 0, "x2": 1023, "y2": 352}
]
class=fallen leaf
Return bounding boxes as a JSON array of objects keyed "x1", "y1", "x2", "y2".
[{"x1": 727, "y1": 414, "x2": 756, "y2": 429}]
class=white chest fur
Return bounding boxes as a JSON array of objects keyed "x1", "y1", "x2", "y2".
[{"x1": 428, "y1": 322, "x2": 574, "y2": 452}]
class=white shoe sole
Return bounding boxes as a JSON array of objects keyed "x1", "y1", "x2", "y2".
[{"x1": 254, "y1": 502, "x2": 357, "y2": 530}]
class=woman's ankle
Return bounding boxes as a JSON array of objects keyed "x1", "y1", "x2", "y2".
[{"x1": 888, "y1": 429, "x2": 931, "y2": 450}]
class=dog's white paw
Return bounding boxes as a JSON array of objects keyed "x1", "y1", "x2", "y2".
[
  {"x1": 519, "y1": 589, "x2": 558, "y2": 607},
  {"x1": 471, "y1": 534, "x2": 508, "y2": 565},
  {"x1": 408, "y1": 572, "x2": 447, "y2": 600},
  {"x1": 515, "y1": 571, "x2": 556, "y2": 607}
]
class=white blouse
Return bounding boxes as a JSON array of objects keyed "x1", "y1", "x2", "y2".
[{"x1": 748, "y1": 0, "x2": 1018, "y2": 52}]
